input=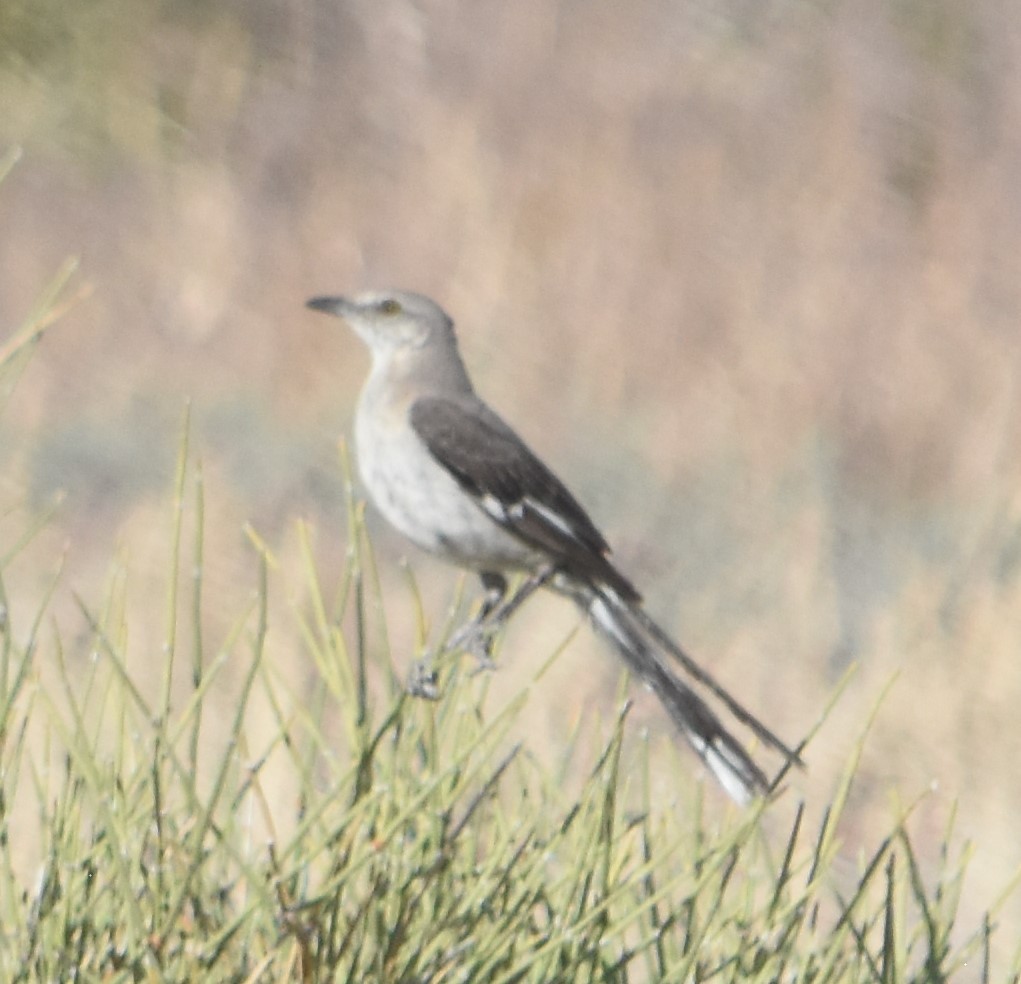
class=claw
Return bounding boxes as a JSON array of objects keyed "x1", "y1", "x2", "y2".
[
  {"x1": 407, "y1": 660, "x2": 440, "y2": 700},
  {"x1": 446, "y1": 621, "x2": 499, "y2": 671}
]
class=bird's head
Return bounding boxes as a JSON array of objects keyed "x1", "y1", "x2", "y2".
[{"x1": 306, "y1": 290, "x2": 454, "y2": 355}]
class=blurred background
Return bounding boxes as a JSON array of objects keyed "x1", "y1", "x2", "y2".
[{"x1": 2, "y1": 0, "x2": 1019, "y2": 959}]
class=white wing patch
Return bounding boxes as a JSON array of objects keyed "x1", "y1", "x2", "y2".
[
  {"x1": 523, "y1": 497, "x2": 583, "y2": 541},
  {"x1": 480, "y1": 493, "x2": 510, "y2": 523},
  {"x1": 481, "y1": 493, "x2": 584, "y2": 546}
]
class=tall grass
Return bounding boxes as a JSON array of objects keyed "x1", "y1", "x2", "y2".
[
  {"x1": 0, "y1": 276, "x2": 1018, "y2": 981},
  {"x1": 4, "y1": 1, "x2": 1021, "y2": 957}
]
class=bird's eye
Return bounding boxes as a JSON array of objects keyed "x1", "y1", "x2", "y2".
[{"x1": 379, "y1": 298, "x2": 402, "y2": 315}]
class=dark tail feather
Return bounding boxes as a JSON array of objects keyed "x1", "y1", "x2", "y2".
[
  {"x1": 626, "y1": 604, "x2": 805, "y2": 767},
  {"x1": 583, "y1": 588, "x2": 788, "y2": 804}
]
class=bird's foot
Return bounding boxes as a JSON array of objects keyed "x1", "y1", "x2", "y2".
[
  {"x1": 406, "y1": 623, "x2": 497, "y2": 700},
  {"x1": 446, "y1": 619, "x2": 499, "y2": 673},
  {"x1": 406, "y1": 659, "x2": 440, "y2": 700}
]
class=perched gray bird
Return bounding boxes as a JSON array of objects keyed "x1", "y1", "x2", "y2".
[{"x1": 307, "y1": 289, "x2": 801, "y2": 803}]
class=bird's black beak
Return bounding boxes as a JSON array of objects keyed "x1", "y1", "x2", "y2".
[{"x1": 306, "y1": 295, "x2": 347, "y2": 315}]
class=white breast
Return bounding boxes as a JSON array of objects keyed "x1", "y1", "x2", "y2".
[{"x1": 354, "y1": 385, "x2": 538, "y2": 572}]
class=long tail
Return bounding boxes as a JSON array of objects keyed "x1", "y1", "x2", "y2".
[{"x1": 581, "y1": 586, "x2": 801, "y2": 804}]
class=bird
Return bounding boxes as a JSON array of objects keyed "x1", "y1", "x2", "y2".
[{"x1": 306, "y1": 289, "x2": 802, "y2": 803}]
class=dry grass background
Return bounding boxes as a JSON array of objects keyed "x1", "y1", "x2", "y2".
[{"x1": 2, "y1": 0, "x2": 1020, "y2": 967}]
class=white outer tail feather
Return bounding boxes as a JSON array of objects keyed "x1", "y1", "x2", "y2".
[{"x1": 585, "y1": 590, "x2": 768, "y2": 804}]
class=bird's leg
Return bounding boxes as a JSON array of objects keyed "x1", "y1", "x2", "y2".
[
  {"x1": 408, "y1": 572, "x2": 509, "y2": 698},
  {"x1": 409, "y1": 567, "x2": 555, "y2": 698},
  {"x1": 479, "y1": 564, "x2": 555, "y2": 631},
  {"x1": 447, "y1": 565, "x2": 556, "y2": 671},
  {"x1": 445, "y1": 571, "x2": 508, "y2": 670},
  {"x1": 478, "y1": 571, "x2": 510, "y2": 623}
]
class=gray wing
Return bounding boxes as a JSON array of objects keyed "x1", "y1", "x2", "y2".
[{"x1": 410, "y1": 394, "x2": 639, "y2": 602}]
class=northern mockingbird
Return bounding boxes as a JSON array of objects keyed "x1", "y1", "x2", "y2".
[{"x1": 307, "y1": 289, "x2": 802, "y2": 803}]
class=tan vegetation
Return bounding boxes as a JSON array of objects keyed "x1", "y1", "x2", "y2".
[{"x1": 1, "y1": 0, "x2": 1019, "y2": 972}]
